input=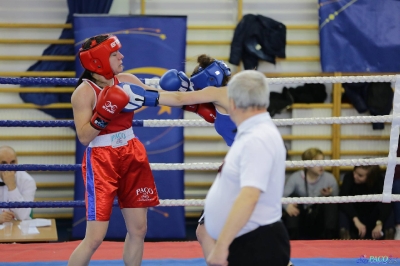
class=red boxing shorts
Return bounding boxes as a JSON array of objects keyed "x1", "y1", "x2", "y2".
[{"x1": 82, "y1": 128, "x2": 160, "y2": 221}]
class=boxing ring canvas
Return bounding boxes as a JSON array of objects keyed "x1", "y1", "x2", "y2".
[
  {"x1": 1, "y1": 240, "x2": 399, "y2": 265},
  {"x1": 72, "y1": 15, "x2": 188, "y2": 239}
]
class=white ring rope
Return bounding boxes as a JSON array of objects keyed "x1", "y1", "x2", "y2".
[
  {"x1": 284, "y1": 158, "x2": 396, "y2": 168},
  {"x1": 266, "y1": 75, "x2": 397, "y2": 84},
  {"x1": 8, "y1": 74, "x2": 399, "y2": 207},
  {"x1": 280, "y1": 194, "x2": 400, "y2": 204},
  {"x1": 382, "y1": 76, "x2": 400, "y2": 202},
  {"x1": 153, "y1": 158, "x2": 400, "y2": 205},
  {"x1": 147, "y1": 75, "x2": 400, "y2": 206},
  {"x1": 158, "y1": 194, "x2": 400, "y2": 206},
  {"x1": 147, "y1": 75, "x2": 397, "y2": 85},
  {"x1": 143, "y1": 115, "x2": 395, "y2": 127},
  {"x1": 149, "y1": 158, "x2": 398, "y2": 170}
]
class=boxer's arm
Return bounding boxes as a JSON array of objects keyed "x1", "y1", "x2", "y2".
[
  {"x1": 117, "y1": 73, "x2": 162, "y2": 92},
  {"x1": 118, "y1": 73, "x2": 229, "y2": 110},
  {"x1": 71, "y1": 84, "x2": 101, "y2": 146},
  {"x1": 158, "y1": 86, "x2": 223, "y2": 107}
]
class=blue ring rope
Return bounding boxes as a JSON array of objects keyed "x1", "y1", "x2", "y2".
[
  {"x1": 0, "y1": 77, "x2": 146, "y2": 86},
  {"x1": 0, "y1": 164, "x2": 80, "y2": 171},
  {"x1": 0, "y1": 77, "x2": 78, "y2": 86},
  {"x1": 0, "y1": 120, "x2": 144, "y2": 127},
  {"x1": 0, "y1": 200, "x2": 118, "y2": 208}
]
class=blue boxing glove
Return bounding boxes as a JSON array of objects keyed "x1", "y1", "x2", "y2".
[
  {"x1": 159, "y1": 69, "x2": 193, "y2": 92},
  {"x1": 118, "y1": 82, "x2": 159, "y2": 112}
]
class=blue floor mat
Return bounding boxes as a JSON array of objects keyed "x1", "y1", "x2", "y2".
[
  {"x1": 0, "y1": 258, "x2": 207, "y2": 266},
  {"x1": 291, "y1": 258, "x2": 400, "y2": 265}
]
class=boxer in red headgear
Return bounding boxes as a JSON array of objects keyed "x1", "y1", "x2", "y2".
[{"x1": 69, "y1": 34, "x2": 161, "y2": 266}]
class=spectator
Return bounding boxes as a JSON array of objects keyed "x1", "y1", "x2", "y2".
[
  {"x1": 282, "y1": 148, "x2": 339, "y2": 240},
  {"x1": 339, "y1": 165, "x2": 395, "y2": 240},
  {"x1": 0, "y1": 145, "x2": 36, "y2": 222}
]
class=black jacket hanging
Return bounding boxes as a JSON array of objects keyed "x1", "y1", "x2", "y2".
[
  {"x1": 229, "y1": 14, "x2": 286, "y2": 70},
  {"x1": 342, "y1": 82, "x2": 393, "y2": 130}
]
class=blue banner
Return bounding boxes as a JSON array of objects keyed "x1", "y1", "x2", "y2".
[
  {"x1": 72, "y1": 15, "x2": 187, "y2": 239},
  {"x1": 319, "y1": 0, "x2": 400, "y2": 72}
]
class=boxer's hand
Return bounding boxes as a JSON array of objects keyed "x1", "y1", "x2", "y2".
[
  {"x1": 90, "y1": 85, "x2": 129, "y2": 130},
  {"x1": 118, "y1": 82, "x2": 159, "y2": 112},
  {"x1": 160, "y1": 69, "x2": 193, "y2": 92},
  {"x1": 183, "y1": 103, "x2": 216, "y2": 123}
]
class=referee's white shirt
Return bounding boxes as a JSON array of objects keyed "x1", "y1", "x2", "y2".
[{"x1": 204, "y1": 112, "x2": 286, "y2": 240}]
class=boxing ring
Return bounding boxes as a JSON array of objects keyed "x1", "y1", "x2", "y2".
[{"x1": 0, "y1": 75, "x2": 400, "y2": 265}]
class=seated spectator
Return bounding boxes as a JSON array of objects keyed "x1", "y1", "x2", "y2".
[
  {"x1": 282, "y1": 148, "x2": 339, "y2": 240},
  {"x1": 339, "y1": 165, "x2": 395, "y2": 240},
  {"x1": 0, "y1": 146, "x2": 36, "y2": 223}
]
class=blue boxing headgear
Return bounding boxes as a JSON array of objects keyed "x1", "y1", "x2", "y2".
[{"x1": 190, "y1": 60, "x2": 231, "y2": 90}]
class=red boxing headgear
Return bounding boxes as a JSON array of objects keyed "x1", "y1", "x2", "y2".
[{"x1": 79, "y1": 35, "x2": 122, "y2": 79}]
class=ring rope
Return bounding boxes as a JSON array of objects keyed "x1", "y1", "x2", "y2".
[
  {"x1": 0, "y1": 199, "x2": 205, "y2": 208},
  {"x1": 2, "y1": 75, "x2": 399, "y2": 211},
  {"x1": 2, "y1": 195, "x2": 400, "y2": 209},
  {"x1": 0, "y1": 158, "x2": 398, "y2": 171},
  {"x1": 0, "y1": 75, "x2": 397, "y2": 86},
  {"x1": 0, "y1": 115, "x2": 395, "y2": 128},
  {"x1": 267, "y1": 75, "x2": 397, "y2": 84},
  {"x1": 142, "y1": 115, "x2": 395, "y2": 127},
  {"x1": 282, "y1": 194, "x2": 400, "y2": 204},
  {"x1": 0, "y1": 77, "x2": 78, "y2": 86},
  {"x1": 382, "y1": 76, "x2": 400, "y2": 202}
]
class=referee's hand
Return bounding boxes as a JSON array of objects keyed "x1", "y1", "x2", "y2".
[{"x1": 207, "y1": 246, "x2": 229, "y2": 266}]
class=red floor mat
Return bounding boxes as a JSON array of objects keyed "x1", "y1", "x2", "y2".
[
  {"x1": 291, "y1": 240, "x2": 400, "y2": 258},
  {"x1": 0, "y1": 241, "x2": 203, "y2": 262},
  {"x1": 0, "y1": 240, "x2": 398, "y2": 262}
]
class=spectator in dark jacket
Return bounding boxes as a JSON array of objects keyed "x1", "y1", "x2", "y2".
[{"x1": 339, "y1": 165, "x2": 395, "y2": 240}]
